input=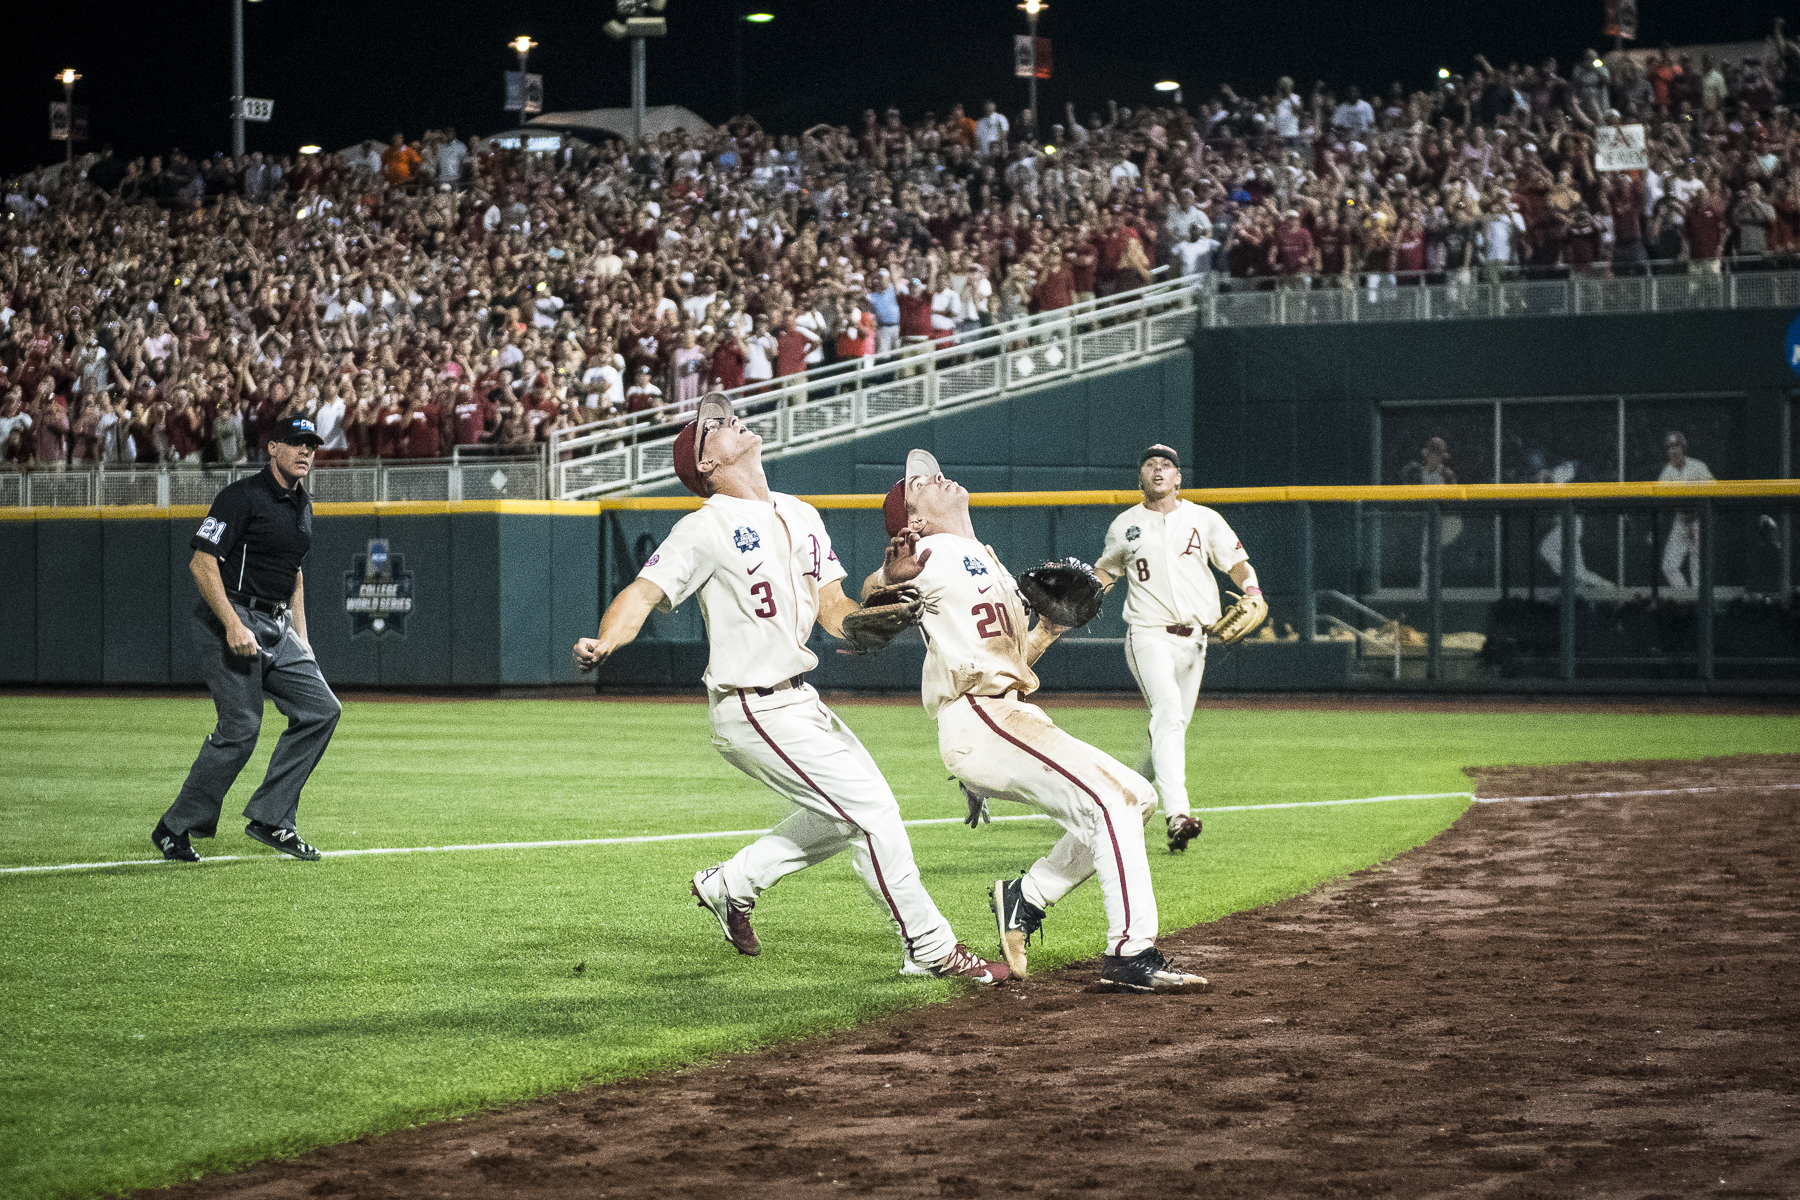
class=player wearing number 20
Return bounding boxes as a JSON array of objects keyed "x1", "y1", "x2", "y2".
[
  {"x1": 572, "y1": 395, "x2": 1008, "y2": 986},
  {"x1": 1093, "y1": 444, "x2": 1263, "y2": 854},
  {"x1": 869, "y1": 449, "x2": 1207, "y2": 993}
]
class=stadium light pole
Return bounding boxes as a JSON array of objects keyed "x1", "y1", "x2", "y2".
[
  {"x1": 735, "y1": 7, "x2": 774, "y2": 118},
  {"x1": 57, "y1": 69, "x2": 80, "y2": 171},
  {"x1": 1018, "y1": 0, "x2": 1045, "y2": 142},
  {"x1": 231, "y1": 0, "x2": 264, "y2": 159},
  {"x1": 605, "y1": 1, "x2": 669, "y2": 146}
]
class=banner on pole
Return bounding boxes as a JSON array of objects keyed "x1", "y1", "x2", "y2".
[
  {"x1": 1012, "y1": 36, "x2": 1052, "y2": 80},
  {"x1": 1603, "y1": 0, "x2": 1638, "y2": 41},
  {"x1": 1594, "y1": 123, "x2": 1647, "y2": 171},
  {"x1": 48, "y1": 103, "x2": 87, "y2": 142},
  {"x1": 504, "y1": 72, "x2": 544, "y2": 114},
  {"x1": 237, "y1": 98, "x2": 274, "y2": 122}
]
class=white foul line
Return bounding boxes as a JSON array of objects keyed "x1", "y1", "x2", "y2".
[
  {"x1": 0, "y1": 789, "x2": 1486, "y2": 878},
  {"x1": 1474, "y1": 781, "x2": 1800, "y2": 804}
]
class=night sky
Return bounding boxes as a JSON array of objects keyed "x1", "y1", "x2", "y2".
[{"x1": 2, "y1": 1, "x2": 1786, "y2": 176}]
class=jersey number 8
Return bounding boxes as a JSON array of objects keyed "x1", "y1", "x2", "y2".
[
  {"x1": 972, "y1": 601, "x2": 1014, "y2": 639},
  {"x1": 750, "y1": 580, "x2": 777, "y2": 618},
  {"x1": 1134, "y1": 557, "x2": 1150, "y2": 581}
]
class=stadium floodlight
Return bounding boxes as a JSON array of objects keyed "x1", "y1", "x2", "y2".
[
  {"x1": 746, "y1": 11, "x2": 774, "y2": 21},
  {"x1": 1153, "y1": 80, "x2": 1179, "y2": 92},
  {"x1": 1438, "y1": 68, "x2": 1450, "y2": 79},
  {"x1": 299, "y1": 144, "x2": 322, "y2": 154}
]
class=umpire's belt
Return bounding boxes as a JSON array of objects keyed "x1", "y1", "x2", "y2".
[
  {"x1": 1165, "y1": 624, "x2": 1197, "y2": 637},
  {"x1": 737, "y1": 675, "x2": 806, "y2": 699},
  {"x1": 228, "y1": 591, "x2": 290, "y2": 618}
]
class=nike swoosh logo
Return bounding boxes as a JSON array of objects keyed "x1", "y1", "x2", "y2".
[
  {"x1": 977, "y1": 584, "x2": 993, "y2": 594},
  {"x1": 747, "y1": 562, "x2": 764, "y2": 574}
]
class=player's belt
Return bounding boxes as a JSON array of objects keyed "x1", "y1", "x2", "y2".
[
  {"x1": 228, "y1": 591, "x2": 290, "y2": 618},
  {"x1": 1165, "y1": 624, "x2": 1196, "y2": 637},
  {"x1": 737, "y1": 675, "x2": 806, "y2": 699}
]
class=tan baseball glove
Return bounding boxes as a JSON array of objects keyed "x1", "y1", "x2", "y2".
[
  {"x1": 1208, "y1": 590, "x2": 1269, "y2": 644},
  {"x1": 838, "y1": 585, "x2": 928, "y2": 655}
]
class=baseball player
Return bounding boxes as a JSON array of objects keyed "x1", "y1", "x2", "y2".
[
  {"x1": 1092, "y1": 444, "x2": 1264, "y2": 853},
  {"x1": 1657, "y1": 431, "x2": 1715, "y2": 589},
  {"x1": 573, "y1": 394, "x2": 1008, "y2": 986},
  {"x1": 867, "y1": 448, "x2": 1208, "y2": 992}
]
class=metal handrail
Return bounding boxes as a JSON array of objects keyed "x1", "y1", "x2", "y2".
[
  {"x1": 548, "y1": 272, "x2": 1207, "y2": 497},
  {"x1": 1317, "y1": 590, "x2": 1404, "y2": 680}
]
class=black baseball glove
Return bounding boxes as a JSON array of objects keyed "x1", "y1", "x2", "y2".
[
  {"x1": 1016, "y1": 558, "x2": 1104, "y2": 628},
  {"x1": 837, "y1": 585, "x2": 927, "y2": 655}
]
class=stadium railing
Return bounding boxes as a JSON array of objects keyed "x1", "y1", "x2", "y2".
[{"x1": 0, "y1": 451, "x2": 545, "y2": 509}]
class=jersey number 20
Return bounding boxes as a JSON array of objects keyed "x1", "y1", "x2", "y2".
[
  {"x1": 972, "y1": 601, "x2": 1014, "y2": 639},
  {"x1": 750, "y1": 580, "x2": 777, "y2": 618}
]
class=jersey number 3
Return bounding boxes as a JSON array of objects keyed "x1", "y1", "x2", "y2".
[
  {"x1": 972, "y1": 601, "x2": 1014, "y2": 639},
  {"x1": 750, "y1": 580, "x2": 777, "y2": 618}
]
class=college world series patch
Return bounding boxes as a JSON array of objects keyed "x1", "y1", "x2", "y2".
[
  {"x1": 963, "y1": 556, "x2": 989, "y2": 576},
  {"x1": 733, "y1": 526, "x2": 761, "y2": 553},
  {"x1": 1126, "y1": 525, "x2": 1140, "y2": 541}
]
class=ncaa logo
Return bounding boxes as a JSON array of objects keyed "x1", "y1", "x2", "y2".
[{"x1": 733, "y1": 526, "x2": 761, "y2": 553}]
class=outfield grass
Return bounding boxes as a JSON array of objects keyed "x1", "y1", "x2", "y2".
[{"x1": 2, "y1": 696, "x2": 1794, "y2": 1199}]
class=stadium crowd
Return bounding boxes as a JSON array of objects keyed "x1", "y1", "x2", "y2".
[{"x1": 3, "y1": 26, "x2": 1799, "y2": 471}]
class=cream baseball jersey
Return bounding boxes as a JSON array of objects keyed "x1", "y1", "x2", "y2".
[
  {"x1": 638, "y1": 492, "x2": 846, "y2": 691},
  {"x1": 911, "y1": 534, "x2": 1038, "y2": 715},
  {"x1": 1097, "y1": 501, "x2": 1248, "y2": 628}
]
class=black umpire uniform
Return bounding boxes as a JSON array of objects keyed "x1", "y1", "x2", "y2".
[{"x1": 152, "y1": 417, "x2": 341, "y2": 862}]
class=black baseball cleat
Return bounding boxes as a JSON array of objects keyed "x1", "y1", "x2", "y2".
[
  {"x1": 692, "y1": 866, "x2": 760, "y2": 956},
  {"x1": 1100, "y1": 946, "x2": 1209, "y2": 993},
  {"x1": 990, "y1": 876, "x2": 1046, "y2": 978},
  {"x1": 245, "y1": 822, "x2": 321, "y2": 861},
  {"x1": 1166, "y1": 814, "x2": 1204, "y2": 853},
  {"x1": 152, "y1": 820, "x2": 200, "y2": 863}
]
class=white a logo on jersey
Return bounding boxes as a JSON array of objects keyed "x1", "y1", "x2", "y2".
[{"x1": 197, "y1": 517, "x2": 226, "y2": 544}]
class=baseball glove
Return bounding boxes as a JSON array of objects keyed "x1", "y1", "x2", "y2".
[
  {"x1": 1016, "y1": 558, "x2": 1104, "y2": 628},
  {"x1": 1209, "y1": 590, "x2": 1269, "y2": 644},
  {"x1": 837, "y1": 585, "x2": 927, "y2": 655}
]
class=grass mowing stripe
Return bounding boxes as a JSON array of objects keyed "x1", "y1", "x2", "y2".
[{"x1": 2, "y1": 697, "x2": 1795, "y2": 1200}]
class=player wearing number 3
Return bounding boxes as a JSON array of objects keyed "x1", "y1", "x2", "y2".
[
  {"x1": 573, "y1": 394, "x2": 1008, "y2": 986},
  {"x1": 1093, "y1": 445, "x2": 1265, "y2": 854},
  {"x1": 868, "y1": 449, "x2": 1207, "y2": 992}
]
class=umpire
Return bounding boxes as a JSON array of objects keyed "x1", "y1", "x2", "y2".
[{"x1": 151, "y1": 416, "x2": 342, "y2": 863}]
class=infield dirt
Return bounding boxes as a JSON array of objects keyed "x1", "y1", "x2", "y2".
[{"x1": 145, "y1": 754, "x2": 1799, "y2": 1200}]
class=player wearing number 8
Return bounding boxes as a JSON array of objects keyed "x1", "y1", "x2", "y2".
[
  {"x1": 1092, "y1": 445, "x2": 1265, "y2": 853},
  {"x1": 868, "y1": 449, "x2": 1208, "y2": 992},
  {"x1": 571, "y1": 395, "x2": 1007, "y2": 986}
]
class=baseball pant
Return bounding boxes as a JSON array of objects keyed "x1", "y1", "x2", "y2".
[
  {"x1": 1661, "y1": 516, "x2": 1700, "y2": 588},
  {"x1": 1538, "y1": 515, "x2": 1613, "y2": 590},
  {"x1": 1123, "y1": 625, "x2": 1206, "y2": 818},
  {"x1": 707, "y1": 684, "x2": 959, "y2": 966},
  {"x1": 940, "y1": 694, "x2": 1160, "y2": 958},
  {"x1": 163, "y1": 602, "x2": 341, "y2": 838}
]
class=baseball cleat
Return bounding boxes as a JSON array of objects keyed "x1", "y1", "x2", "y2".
[
  {"x1": 152, "y1": 820, "x2": 200, "y2": 863},
  {"x1": 899, "y1": 954, "x2": 933, "y2": 977},
  {"x1": 1166, "y1": 814, "x2": 1204, "y2": 853},
  {"x1": 1100, "y1": 946, "x2": 1208, "y2": 993},
  {"x1": 990, "y1": 876, "x2": 1045, "y2": 978},
  {"x1": 925, "y1": 943, "x2": 1011, "y2": 986},
  {"x1": 245, "y1": 822, "x2": 320, "y2": 861},
  {"x1": 691, "y1": 866, "x2": 760, "y2": 956}
]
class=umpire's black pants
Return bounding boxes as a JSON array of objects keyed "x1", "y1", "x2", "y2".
[{"x1": 161, "y1": 602, "x2": 341, "y2": 838}]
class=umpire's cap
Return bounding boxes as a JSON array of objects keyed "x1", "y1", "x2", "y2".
[
  {"x1": 883, "y1": 448, "x2": 942, "y2": 537},
  {"x1": 1140, "y1": 443, "x2": 1181, "y2": 468},
  {"x1": 672, "y1": 392, "x2": 735, "y2": 497},
  {"x1": 269, "y1": 417, "x2": 324, "y2": 447}
]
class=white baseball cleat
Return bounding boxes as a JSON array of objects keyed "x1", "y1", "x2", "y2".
[{"x1": 691, "y1": 866, "x2": 760, "y2": 956}]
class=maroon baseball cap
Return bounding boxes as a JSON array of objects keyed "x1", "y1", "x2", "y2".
[
  {"x1": 883, "y1": 448, "x2": 942, "y2": 536},
  {"x1": 672, "y1": 392, "x2": 734, "y2": 497}
]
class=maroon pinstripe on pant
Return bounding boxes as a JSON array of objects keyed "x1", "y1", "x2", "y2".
[
  {"x1": 736, "y1": 692, "x2": 918, "y2": 954},
  {"x1": 965, "y1": 695, "x2": 1135, "y2": 955}
]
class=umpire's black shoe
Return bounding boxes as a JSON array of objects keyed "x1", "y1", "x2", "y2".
[
  {"x1": 991, "y1": 876, "x2": 1046, "y2": 978},
  {"x1": 152, "y1": 820, "x2": 200, "y2": 863},
  {"x1": 245, "y1": 822, "x2": 322, "y2": 861},
  {"x1": 1100, "y1": 946, "x2": 1208, "y2": 993}
]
